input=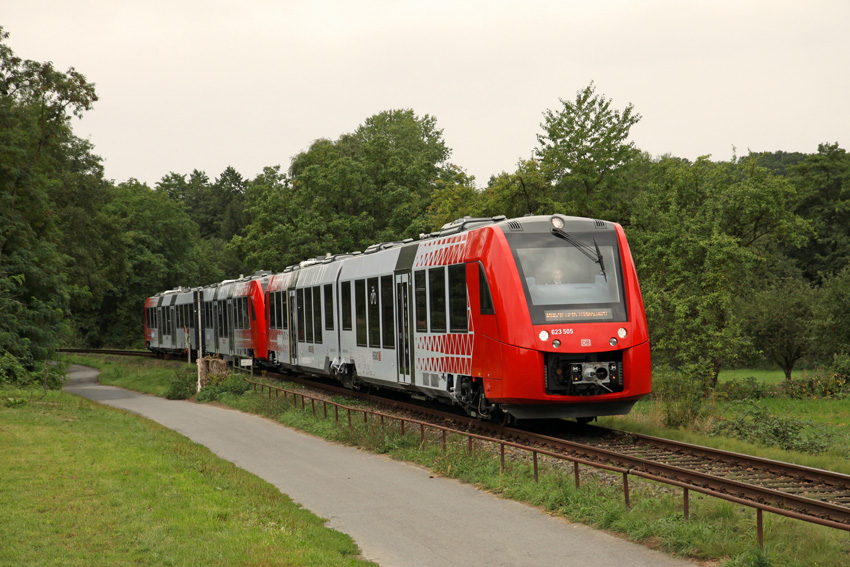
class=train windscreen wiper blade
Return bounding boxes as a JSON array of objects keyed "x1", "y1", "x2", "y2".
[{"x1": 551, "y1": 228, "x2": 608, "y2": 282}]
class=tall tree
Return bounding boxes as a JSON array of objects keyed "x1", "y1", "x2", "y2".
[
  {"x1": 238, "y1": 109, "x2": 454, "y2": 266},
  {"x1": 787, "y1": 143, "x2": 850, "y2": 282},
  {"x1": 0, "y1": 27, "x2": 98, "y2": 368},
  {"x1": 97, "y1": 179, "x2": 207, "y2": 345},
  {"x1": 744, "y1": 276, "x2": 818, "y2": 381},
  {"x1": 536, "y1": 82, "x2": 641, "y2": 219},
  {"x1": 478, "y1": 159, "x2": 549, "y2": 219},
  {"x1": 630, "y1": 155, "x2": 807, "y2": 386}
]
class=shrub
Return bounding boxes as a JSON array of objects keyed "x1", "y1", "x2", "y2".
[
  {"x1": 0, "y1": 352, "x2": 28, "y2": 385},
  {"x1": 710, "y1": 402, "x2": 834, "y2": 454},
  {"x1": 197, "y1": 375, "x2": 249, "y2": 403},
  {"x1": 165, "y1": 368, "x2": 198, "y2": 400},
  {"x1": 0, "y1": 353, "x2": 67, "y2": 389},
  {"x1": 652, "y1": 363, "x2": 713, "y2": 428},
  {"x1": 775, "y1": 368, "x2": 849, "y2": 399},
  {"x1": 715, "y1": 376, "x2": 772, "y2": 401}
]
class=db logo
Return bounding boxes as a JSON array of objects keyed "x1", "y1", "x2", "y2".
[{"x1": 581, "y1": 339, "x2": 592, "y2": 347}]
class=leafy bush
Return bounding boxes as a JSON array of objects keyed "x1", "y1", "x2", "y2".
[
  {"x1": 832, "y1": 353, "x2": 850, "y2": 379},
  {"x1": 775, "y1": 368, "x2": 849, "y2": 399},
  {"x1": 0, "y1": 353, "x2": 67, "y2": 389},
  {"x1": 0, "y1": 352, "x2": 27, "y2": 385},
  {"x1": 165, "y1": 368, "x2": 197, "y2": 400},
  {"x1": 710, "y1": 403, "x2": 834, "y2": 454},
  {"x1": 652, "y1": 363, "x2": 713, "y2": 428},
  {"x1": 715, "y1": 376, "x2": 773, "y2": 400},
  {"x1": 197, "y1": 375, "x2": 249, "y2": 403}
]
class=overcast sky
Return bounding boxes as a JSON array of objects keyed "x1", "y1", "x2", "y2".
[{"x1": 3, "y1": 0, "x2": 848, "y2": 187}]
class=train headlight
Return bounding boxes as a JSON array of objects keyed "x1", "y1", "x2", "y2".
[
  {"x1": 538, "y1": 330, "x2": 550, "y2": 341},
  {"x1": 618, "y1": 327, "x2": 628, "y2": 339},
  {"x1": 552, "y1": 339, "x2": 561, "y2": 348},
  {"x1": 551, "y1": 216, "x2": 564, "y2": 229},
  {"x1": 609, "y1": 337, "x2": 618, "y2": 346}
]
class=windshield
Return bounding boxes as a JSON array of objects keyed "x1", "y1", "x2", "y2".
[{"x1": 506, "y1": 230, "x2": 627, "y2": 324}]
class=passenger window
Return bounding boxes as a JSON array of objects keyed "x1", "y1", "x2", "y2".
[
  {"x1": 278, "y1": 291, "x2": 287, "y2": 330},
  {"x1": 297, "y1": 289, "x2": 305, "y2": 342},
  {"x1": 324, "y1": 284, "x2": 334, "y2": 330},
  {"x1": 381, "y1": 275, "x2": 394, "y2": 349},
  {"x1": 479, "y1": 262, "x2": 495, "y2": 315},
  {"x1": 312, "y1": 286, "x2": 322, "y2": 344},
  {"x1": 367, "y1": 277, "x2": 380, "y2": 348},
  {"x1": 414, "y1": 270, "x2": 427, "y2": 332},
  {"x1": 449, "y1": 264, "x2": 467, "y2": 333},
  {"x1": 429, "y1": 267, "x2": 446, "y2": 333},
  {"x1": 305, "y1": 288, "x2": 314, "y2": 343},
  {"x1": 341, "y1": 281, "x2": 352, "y2": 331},
  {"x1": 355, "y1": 280, "x2": 366, "y2": 346}
]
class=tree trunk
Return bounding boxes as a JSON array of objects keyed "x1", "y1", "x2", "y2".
[{"x1": 710, "y1": 358, "x2": 722, "y2": 389}]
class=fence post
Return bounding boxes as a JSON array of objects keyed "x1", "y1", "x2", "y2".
[
  {"x1": 574, "y1": 462, "x2": 580, "y2": 490},
  {"x1": 623, "y1": 472, "x2": 631, "y2": 509},
  {"x1": 533, "y1": 451, "x2": 539, "y2": 483},
  {"x1": 400, "y1": 419, "x2": 405, "y2": 436},
  {"x1": 442, "y1": 429, "x2": 447, "y2": 452},
  {"x1": 683, "y1": 488, "x2": 690, "y2": 521},
  {"x1": 757, "y1": 509, "x2": 764, "y2": 549},
  {"x1": 500, "y1": 443, "x2": 505, "y2": 473}
]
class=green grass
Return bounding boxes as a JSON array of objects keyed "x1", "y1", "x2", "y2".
[
  {"x1": 718, "y1": 367, "x2": 803, "y2": 384},
  {"x1": 67, "y1": 354, "x2": 190, "y2": 396},
  {"x1": 0, "y1": 385, "x2": 376, "y2": 567},
  {"x1": 58, "y1": 356, "x2": 850, "y2": 566}
]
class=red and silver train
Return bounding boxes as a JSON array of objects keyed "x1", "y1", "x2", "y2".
[{"x1": 145, "y1": 214, "x2": 651, "y2": 421}]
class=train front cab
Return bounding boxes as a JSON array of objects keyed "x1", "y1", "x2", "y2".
[{"x1": 469, "y1": 215, "x2": 651, "y2": 420}]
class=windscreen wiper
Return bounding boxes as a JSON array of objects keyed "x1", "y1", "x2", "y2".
[{"x1": 551, "y1": 228, "x2": 608, "y2": 282}]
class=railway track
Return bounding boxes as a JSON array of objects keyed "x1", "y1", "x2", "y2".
[
  {"x1": 60, "y1": 348, "x2": 155, "y2": 357},
  {"x1": 256, "y1": 369, "x2": 850, "y2": 530},
  {"x1": 71, "y1": 348, "x2": 850, "y2": 532}
]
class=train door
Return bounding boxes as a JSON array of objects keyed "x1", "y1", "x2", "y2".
[
  {"x1": 289, "y1": 289, "x2": 298, "y2": 365},
  {"x1": 395, "y1": 273, "x2": 413, "y2": 384}
]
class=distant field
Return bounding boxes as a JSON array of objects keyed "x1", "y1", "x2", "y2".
[{"x1": 717, "y1": 367, "x2": 805, "y2": 384}]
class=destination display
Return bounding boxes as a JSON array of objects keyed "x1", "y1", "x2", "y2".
[{"x1": 544, "y1": 308, "x2": 613, "y2": 322}]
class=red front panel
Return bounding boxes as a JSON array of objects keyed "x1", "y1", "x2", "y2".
[
  {"x1": 465, "y1": 220, "x2": 652, "y2": 407},
  {"x1": 249, "y1": 280, "x2": 268, "y2": 360}
]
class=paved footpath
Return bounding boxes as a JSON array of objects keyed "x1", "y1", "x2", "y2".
[{"x1": 65, "y1": 365, "x2": 696, "y2": 567}]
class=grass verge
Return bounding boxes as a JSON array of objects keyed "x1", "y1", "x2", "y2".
[
  {"x1": 0, "y1": 383, "x2": 376, "y2": 567},
  {"x1": 64, "y1": 356, "x2": 850, "y2": 567}
]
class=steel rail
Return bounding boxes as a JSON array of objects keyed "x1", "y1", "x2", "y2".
[{"x1": 499, "y1": 426, "x2": 850, "y2": 525}]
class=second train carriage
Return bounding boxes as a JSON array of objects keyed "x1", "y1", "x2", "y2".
[{"x1": 146, "y1": 214, "x2": 652, "y2": 420}]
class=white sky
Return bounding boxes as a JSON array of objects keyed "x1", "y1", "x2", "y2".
[{"x1": 3, "y1": 0, "x2": 848, "y2": 187}]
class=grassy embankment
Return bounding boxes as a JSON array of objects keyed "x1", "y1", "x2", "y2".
[
  {"x1": 65, "y1": 355, "x2": 850, "y2": 567},
  {"x1": 0, "y1": 360, "x2": 376, "y2": 567}
]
